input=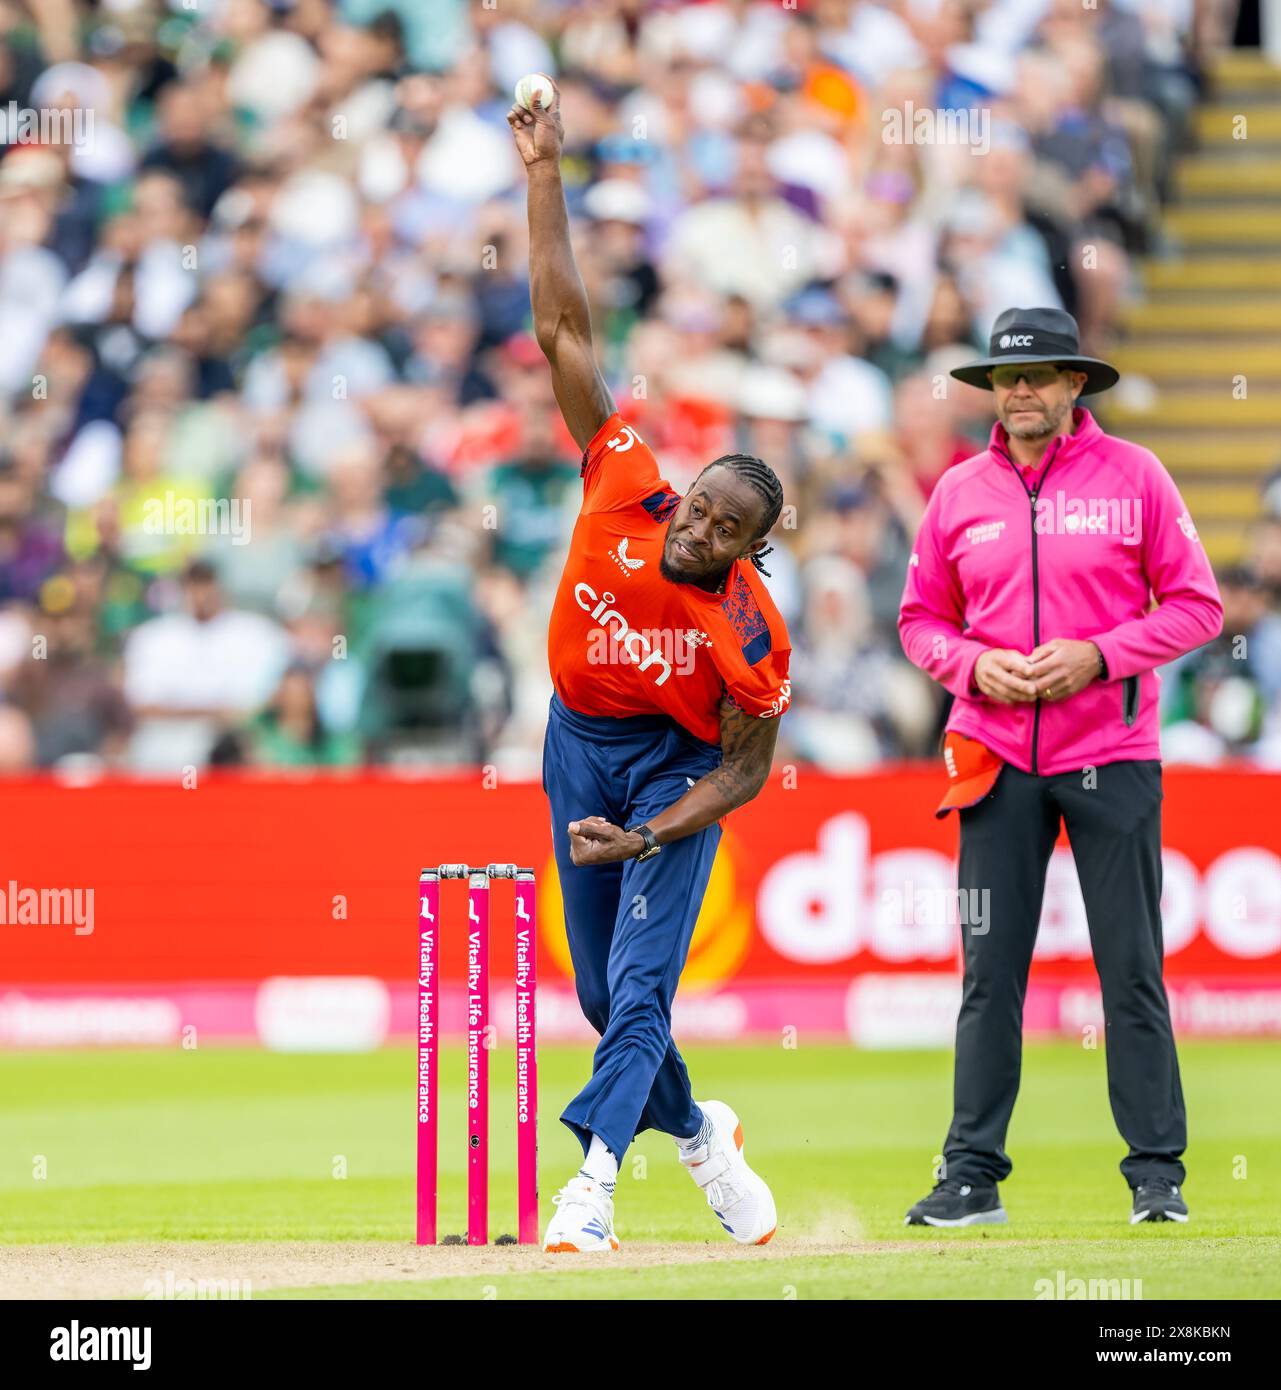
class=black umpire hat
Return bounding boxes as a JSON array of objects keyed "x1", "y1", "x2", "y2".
[{"x1": 949, "y1": 307, "x2": 1120, "y2": 396}]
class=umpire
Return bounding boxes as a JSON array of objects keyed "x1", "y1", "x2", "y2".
[{"x1": 898, "y1": 307, "x2": 1223, "y2": 1227}]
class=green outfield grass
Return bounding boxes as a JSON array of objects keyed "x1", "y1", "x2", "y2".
[{"x1": 1, "y1": 1040, "x2": 1278, "y2": 1299}]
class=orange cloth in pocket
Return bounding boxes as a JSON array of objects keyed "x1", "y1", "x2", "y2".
[{"x1": 936, "y1": 731, "x2": 1004, "y2": 818}]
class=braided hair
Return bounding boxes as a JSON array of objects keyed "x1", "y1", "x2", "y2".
[{"x1": 697, "y1": 453, "x2": 784, "y2": 576}]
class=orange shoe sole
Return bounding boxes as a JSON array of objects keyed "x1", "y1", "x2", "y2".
[
  {"x1": 710, "y1": 1116, "x2": 775, "y2": 1245},
  {"x1": 543, "y1": 1240, "x2": 620, "y2": 1253}
]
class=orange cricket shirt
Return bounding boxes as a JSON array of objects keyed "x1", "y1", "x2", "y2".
[{"x1": 547, "y1": 414, "x2": 792, "y2": 746}]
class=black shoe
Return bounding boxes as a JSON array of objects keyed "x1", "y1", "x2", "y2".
[
  {"x1": 905, "y1": 1178, "x2": 1007, "y2": 1228},
  {"x1": 1130, "y1": 1177, "x2": 1189, "y2": 1224}
]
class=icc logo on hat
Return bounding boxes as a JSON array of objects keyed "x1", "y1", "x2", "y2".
[{"x1": 951, "y1": 308, "x2": 1120, "y2": 396}]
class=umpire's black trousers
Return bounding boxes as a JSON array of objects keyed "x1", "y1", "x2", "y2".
[{"x1": 944, "y1": 759, "x2": 1187, "y2": 1189}]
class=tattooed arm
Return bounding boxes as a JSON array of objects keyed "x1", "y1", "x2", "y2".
[{"x1": 566, "y1": 696, "x2": 779, "y2": 866}]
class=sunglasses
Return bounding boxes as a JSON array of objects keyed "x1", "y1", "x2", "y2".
[{"x1": 990, "y1": 363, "x2": 1063, "y2": 389}]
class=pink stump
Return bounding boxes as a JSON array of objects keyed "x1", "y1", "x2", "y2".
[
  {"x1": 467, "y1": 870, "x2": 490, "y2": 1245},
  {"x1": 514, "y1": 871, "x2": 539, "y2": 1244},
  {"x1": 416, "y1": 870, "x2": 439, "y2": 1245}
]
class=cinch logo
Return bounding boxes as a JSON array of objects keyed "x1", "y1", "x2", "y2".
[
  {"x1": 608, "y1": 535, "x2": 645, "y2": 576},
  {"x1": 966, "y1": 521, "x2": 1005, "y2": 545},
  {"x1": 999, "y1": 334, "x2": 1033, "y2": 348},
  {"x1": 573, "y1": 582, "x2": 673, "y2": 685},
  {"x1": 1176, "y1": 510, "x2": 1200, "y2": 542},
  {"x1": 606, "y1": 426, "x2": 639, "y2": 453}
]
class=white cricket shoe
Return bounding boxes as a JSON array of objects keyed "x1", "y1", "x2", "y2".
[
  {"x1": 679, "y1": 1099, "x2": 776, "y2": 1245},
  {"x1": 542, "y1": 1176, "x2": 620, "y2": 1253}
]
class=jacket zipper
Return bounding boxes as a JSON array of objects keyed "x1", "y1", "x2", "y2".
[
  {"x1": 994, "y1": 438, "x2": 1062, "y2": 776},
  {"x1": 1122, "y1": 674, "x2": 1140, "y2": 726}
]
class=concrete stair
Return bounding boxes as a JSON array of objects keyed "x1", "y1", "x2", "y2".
[{"x1": 1105, "y1": 49, "x2": 1281, "y2": 566}]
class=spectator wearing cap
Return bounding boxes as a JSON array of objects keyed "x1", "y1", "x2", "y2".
[
  {"x1": 406, "y1": 294, "x2": 495, "y2": 406},
  {"x1": 581, "y1": 178, "x2": 659, "y2": 345},
  {"x1": 7, "y1": 570, "x2": 131, "y2": 767},
  {"x1": 733, "y1": 363, "x2": 809, "y2": 504},
  {"x1": 861, "y1": 167, "x2": 935, "y2": 293},
  {"x1": 781, "y1": 287, "x2": 894, "y2": 443},
  {"x1": 804, "y1": 470, "x2": 915, "y2": 644},
  {"x1": 468, "y1": 205, "x2": 535, "y2": 352},
  {"x1": 843, "y1": 271, "x2": 917, "y2": 384},
  {"x1": 899, "y1": 307, "x2": 1222, "y2": 1228}
]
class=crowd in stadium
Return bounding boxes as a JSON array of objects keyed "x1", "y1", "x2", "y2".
[{"x1": 1, "y1": 0, "x2": 1277, "y2": 777}]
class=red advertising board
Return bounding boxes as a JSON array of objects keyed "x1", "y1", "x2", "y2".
[{"x1": 2, "y1": 768, "x2": 1280, "y2": 1045}]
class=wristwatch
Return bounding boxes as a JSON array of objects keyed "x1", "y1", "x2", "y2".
[
  {"x1": 628, "y1": 824, "x2": 661, "y2": 862},
  {"x1": 1094, "y1": 644, "x2": 1108, "y2": 680}
]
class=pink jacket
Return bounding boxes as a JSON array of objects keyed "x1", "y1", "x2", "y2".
[{"x1": 898, "y1": 409, "x2": 1223, "y2": 776}]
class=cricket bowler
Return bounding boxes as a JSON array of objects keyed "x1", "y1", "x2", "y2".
[{"x1": 507, "y1": 82, "x2": 791, "y2": 1253}]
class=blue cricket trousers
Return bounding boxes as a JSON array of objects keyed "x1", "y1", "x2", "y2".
[{"x1": 542, "y1": 694, "x2": 722, "y2": 1160}]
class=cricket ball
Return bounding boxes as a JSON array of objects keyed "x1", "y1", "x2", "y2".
[{"x1": 514, "y1": 73, "x2": 556, "y2": 113}]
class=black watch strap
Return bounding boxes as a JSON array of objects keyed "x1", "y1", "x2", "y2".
[
  {"x1": 629, "y1": 824, "x2": 660, "y2": 861},
  {"x1": 1096, "y1": 645, "x2": 1108, "y2": 680}
]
